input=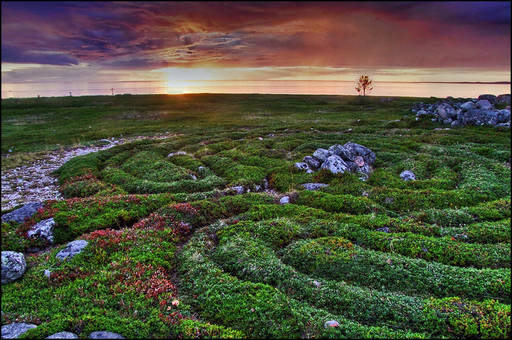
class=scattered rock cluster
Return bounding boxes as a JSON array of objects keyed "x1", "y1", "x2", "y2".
[
  {"x1": 412, "y1": 94, "x2": 511, "y2": 127},
  {"x1": 295, "y1": 142, "x2": 376, "y2": 180}
]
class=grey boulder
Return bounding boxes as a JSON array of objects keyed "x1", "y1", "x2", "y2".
[
  {"x1": 294, "y1": 162, "x2": 310, "y2": 171},
  {"x1": 476, "y1": 99, "x2": 493, "y2": 110},
  {"x1": 343, "y1": 142, "x2": 376, "y2": 165},
  {"x1": 312, "y1": 148, "x2": 330, "y2": 162},
  {"x1": 303, "y1": 156, "x2": 321, "y2": 169},
  {"x1": 400, "y1": 170, "x2": 416, "y2": 181},
  {"x1": 27, "y1": 218, "x2": 55, "y2": 243},
  {"x1": 56, "y1": 240, "x2": 89, "y2": 261},
  {"x1": 497, "y1": 109, "x2": 511, "y2": 123},
  {"x1": 46, "y1": 332, "x2": 78, "y2": 339},
  {"x1": 496, "y1": 94, "x2": 511, "y2": 106},
  {"x1": 435, "y1": 103, "x2": 457, "y2": 119},
  {"x1": 478, "y1": 94, "x2": 497, "y2": 105},
  {"x1": 460, "y1": 101, "x2": 476, "y2": 111},
  {"x1": 1, "y1": 323, "x2": 37, "y2": 338},
  {"x1": 1, "y1": 251, "x2": 26, "y2": 284},
  {"x1": 1, "y1": 202, "x2": 43, "y2": 224},
  {"x1": 89, "y1": 331, "x2": 125, "y2": 339},
  {"x1": 321, "y1": 155, "x2": 349, "y2": 174}
]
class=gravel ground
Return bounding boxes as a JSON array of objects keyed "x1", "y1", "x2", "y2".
[{"x1": 1, "y1": 133, "x2": 177, "y2": 211}]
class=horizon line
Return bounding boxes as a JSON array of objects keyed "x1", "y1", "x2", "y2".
[{"x1": 3, "y1": 80, "x2": 511, "y2": 85}]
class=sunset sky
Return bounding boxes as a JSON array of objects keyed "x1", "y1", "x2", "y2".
[{"x1": 1, "y1": 1, "x2": 510, "y2": 97}]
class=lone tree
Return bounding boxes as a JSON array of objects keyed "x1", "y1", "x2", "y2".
[{"x1": 355, "y1": 75, "x2": 373, "y2": 96}]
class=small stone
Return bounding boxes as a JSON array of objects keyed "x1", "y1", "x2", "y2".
[
  {"x1": 167, "y1": 151, "x2": 187, "y2": 157},
  {"x1": 301, "y1": 183, "x2": 328, "y2": 191},
  {"x1": 2, "y1": 251, "x2": 26, "y2": 284},
  {"x1": 229, "y1": 186, "x2": 245, "y2": 195},
  {"x1": 56, "y1": 240, "x2": 89, "y2": 261},
  {"x1": 279, "y1": 196, "x2": 290, "y2": 205},
  {"x1": 313, "y1": 280, "x2": 321, "y2": 288},
  {"x1": 89, "y1": 331, "x2": 125, "y2": 339},
  {"x1": 400, "y1": 170, "x2": 416, "y2": 181},
  {"x1": 324, "y1": 320, "x2": 339, "y2": 328},
  {"x1": 46, "y1": 331, "x2": 78, "y2": 339},
  {"x1": 376, "y1": 227, "x2": 390, "y2": 233},
  {"x1": 1, "y1": 323, "x2": 37, "y2": 338},
  {"x1": 258, "y1": 137, "x2": 263, "y2": 141}
]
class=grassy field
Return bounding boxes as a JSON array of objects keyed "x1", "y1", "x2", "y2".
[{"x1": 1, "y1": 94, "x2": 511, "y2": 338}]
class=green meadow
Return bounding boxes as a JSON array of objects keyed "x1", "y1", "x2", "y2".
[{"x1": 1, "y1": 94, "x2": 510, "y2": 338}]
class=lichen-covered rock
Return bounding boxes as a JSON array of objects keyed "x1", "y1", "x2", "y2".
[
  {"x1": 27, "y1": 218, "x2": 55, "y2": 243},
  {"x1": 343, "y1": 142, "x2": 376, "y2": 165},
  {"x1": 321, "y1": 155, "x2": 349, "y2": 174},
  {"x1": 56, "y1": 240, "x2": 89, "y2": 261},
  {"x1": 1, "y1": 202, "x2": 43, "y2": 224},
  {"x1": 1, "y1": 251, "x2": 26, "y2": 284},
  {"x1": 303, "y1": 156, "x2": 321, "y2": 169},
  {"x1": 89, "y1": 331, "x2": 125, "y2": 339},
  {"x1": 312, "y1": 148, "x2": 330, "y2": 162},
  {"x1": 1, "y1": 323, "x2": 37, "y2": 338},
  {"x1": 46, "y1": 331, "x2": 78, "y2": 339},
  {"x1": 301, "y1": 183, "x2": 328, "y2": 191},
  {"x1": 400, "y1": 170, "x2": 416, "y2": 181}
]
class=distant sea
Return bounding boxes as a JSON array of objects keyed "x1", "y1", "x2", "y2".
[{"x1": 2, "y1": 80, "x2": 510, "y2": 99}]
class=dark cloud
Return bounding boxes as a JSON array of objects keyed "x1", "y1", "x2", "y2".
[{"x1": 1, "y1": 1, "x2": 510, "y2": 69}]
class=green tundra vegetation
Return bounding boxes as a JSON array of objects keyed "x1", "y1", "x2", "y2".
[{"x1": 1, "y1": 94, "x2": 511, "y2": 338}]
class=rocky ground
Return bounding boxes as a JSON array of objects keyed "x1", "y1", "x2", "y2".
[{"x1": 1, "y1": 133, "x2": 177, "y2": 211}]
